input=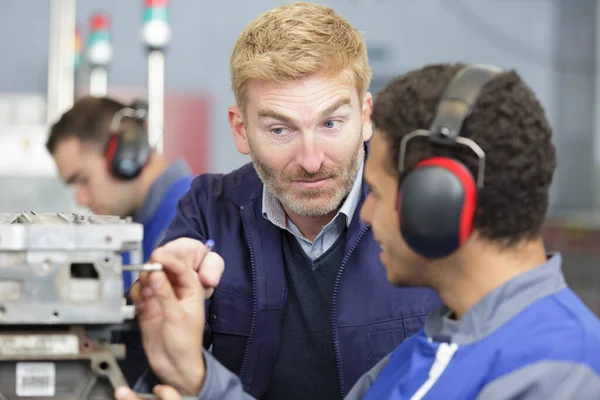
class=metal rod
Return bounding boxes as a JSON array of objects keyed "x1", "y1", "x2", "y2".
[
  {"x1": 89, "y1": 67, "x2": 108, "y2": 97},
  {"x1": 46, "y1": 0, "x2": 60, "y2": 124},
  {"x1": 59, "y1": 0, "x2": 76, "y2": 115},
  {"x1": 46, "y1": 0, "x2": 76, "y2": 125},
  {"x1": 122, "y1": 263, "x2": 162, "y2": 272},
  {"x1": 147, "y1": 50, "x2": 165, "y2": 154}
]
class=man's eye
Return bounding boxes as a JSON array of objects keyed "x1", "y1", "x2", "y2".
[
  {"x1": 270, "y1": 127, "x2": 290, "y2": 135},
  {"x1": 323, "y1": 120, "x2": 341, "y2": 129}
]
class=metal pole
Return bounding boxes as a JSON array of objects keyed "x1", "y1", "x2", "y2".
[
  {"x1": 147, "y1": 50, "x2": 165, "y2": 153},
  {"x1": 47, "y1": 0, "x2": 60, "y2": 124},
  {"x1": 142, "y1": 0, "x2": 171, "y2": 154},
  {"x1": 89, "y1": 67, "x2": 108, "y2": 97},
  {"x1": 59, "y1": 0, "x2": 76, "y2": 114},
  {"x1": 47, "y1": 0, "x2": 76, "y2": 124}
]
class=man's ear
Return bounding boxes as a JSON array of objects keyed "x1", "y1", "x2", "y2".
[
  {"x1": 228, "y1": 105, "x2": 250, "y2": 155},
  {"x1": 361, "y1": 92, "x2": 373, "y2": 142}
]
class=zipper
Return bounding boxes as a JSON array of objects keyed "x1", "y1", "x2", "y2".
[
  {"x1": 409, "y1": 341, "x2": 459, "y2": 400},
  {"x1": 238, "y1": 205, "x2": 258, "y2": 384},
  {"x1": 331, "y1": 225, "x2": 370, "y2": 396}
]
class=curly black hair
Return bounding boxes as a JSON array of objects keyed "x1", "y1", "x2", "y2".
[{"x1": 371, "y1": 63, "x2": 556, "y2": 243}]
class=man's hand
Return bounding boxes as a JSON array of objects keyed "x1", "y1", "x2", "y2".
[
  {"x1": 115, "y1": 385, "x2": 182, "y2": 400},
  {"x1": 133, "y1": 238, "x2": 224, "y2": 298},
  {"x1": 127, "y1": 238, "x2": 224, "y2": 395}
]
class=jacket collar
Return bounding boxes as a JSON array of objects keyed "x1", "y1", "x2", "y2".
[{"x1": 424, "y1": 253, "x2": 566, "y2": 345}]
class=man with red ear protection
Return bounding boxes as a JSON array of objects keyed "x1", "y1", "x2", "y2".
[
  {"x1": 47, "y1": 96, "x2": 195, "y2": 385},
  {"x1": 47, "y1": 97, "x2": 194, "y2": 280},
  {"x1": 116, "y1": 62, "x2": 600, "y2": 400}
]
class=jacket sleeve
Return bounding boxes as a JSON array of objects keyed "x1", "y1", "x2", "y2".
[
  {"x1": 344, "y1": 353, "x2": 392, "y2": 400},
  {"x1": 136, "y1": 350, "x2": 392, "y2": 399},
  {"x1": 159, "y1": 176, "x2": 214, "y2": 349},
  {"x1": 196, "y1": 349, "x2": 257, "y2": 399},
  {"x1": 476, "y1": 361, "x2": 600, "y2": 400},
  {"x1": 134, "y1": 349, "x2": 256, "y2": 399},
  {"x1": 160, "y1": 177, "x2": 209, "y2": 246}
]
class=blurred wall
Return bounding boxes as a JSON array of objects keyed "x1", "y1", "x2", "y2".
[{"x1": 0, "y1": 0, "x2": 598, "y2": 213}]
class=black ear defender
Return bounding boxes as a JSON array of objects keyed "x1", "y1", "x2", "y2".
[
  {"x1": 397, "y1": 64, "x2": 503, "y2": 259},
  {"x1": 105, "y1": 102, "x2": 152, "y2": 180}
]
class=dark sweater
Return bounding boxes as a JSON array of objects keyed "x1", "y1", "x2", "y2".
[{"x1": 263, "y1": 230, "x2": 348, "y2": 400}]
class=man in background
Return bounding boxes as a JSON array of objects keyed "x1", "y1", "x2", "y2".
[
  {"x1": 47, "y1": 96, "x2": 194, "y2": 284},
  {"x1": 47, "y1": 96, "x2": 195, "y2": 384}
]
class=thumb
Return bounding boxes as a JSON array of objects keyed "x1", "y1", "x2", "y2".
[
  {"x1": 114, "y1": 387, "x2": 141, "y2": 400},
  {"x1": 147, "y1": 271, "x2": 183, "y2": 322},
  {"x1": 154, "y1": 385, "x2": 183, "y2": 400}
]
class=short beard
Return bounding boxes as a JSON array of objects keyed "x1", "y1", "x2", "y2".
[{"x1": 250, "y1": 134, "x2": 364, "y2": 217}]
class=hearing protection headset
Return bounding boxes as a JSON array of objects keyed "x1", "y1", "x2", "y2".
[
  {"x1": 104, "y1": 101, "x2": 152, "y2": 180},
  {"x1": 397, "y1": 64, "x2": 503, "y2": 259}
]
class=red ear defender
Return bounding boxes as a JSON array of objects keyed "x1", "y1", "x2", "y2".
[
  {"x1": 105, "y1": 134, "x2": 120, "y2": 171},
  {"x1": 393, "y1": 64, "x2": 503, "y2": 259},
  {"x1": 398, "y1": 157, "x2": 477, "y2": 259},
  {"x1": 104, "y1": 107, "x2": 152, "y2": 180},
  {"x1": 416, "y1": 157, "x2": 477, "y2": 244}
]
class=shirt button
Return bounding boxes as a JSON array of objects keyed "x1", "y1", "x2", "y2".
[{"x1": 314, "y1": 250, "x2": 322, "y2": 258}]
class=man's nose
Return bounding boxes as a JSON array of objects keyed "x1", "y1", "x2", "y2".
[
  {"x1": 74, "y1": 186, "x2": 91, "y2": 207},
  {"x1": 296, "y1": 133, "x2": 325, "y2": 174}
]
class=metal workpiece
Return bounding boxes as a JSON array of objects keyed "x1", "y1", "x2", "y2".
[
  {"x1": 0, "y1": 326, "x2": 130, "y2": 399},
  {"x1": 0, "y1": 212, "x2": 142, "y2": 252},
  {"x1": 0, "y1": 212, "x2": 144, "y2": 325},
  {"x1": 0, "y1": 212, "x2": 169, "y2": 399}
]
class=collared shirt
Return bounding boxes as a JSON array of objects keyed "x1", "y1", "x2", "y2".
[{"x1": 262, "y1": 160, "x2": 364, "y2": 260}]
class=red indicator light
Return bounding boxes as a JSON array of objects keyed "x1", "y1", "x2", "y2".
[
  {"x1": 145, "y1": 0, "x2": 168, "y2": 7},
  {"x1": 91, "y1": 14, "x2": 109, "y2": 31}
]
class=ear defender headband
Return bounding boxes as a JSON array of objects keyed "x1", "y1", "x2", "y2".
[
  {"x1": 105, "y1": 105, "x2": 152, "y2": 180},
  {"x1": 397, "y1": 64, "x2": 503, "y2": 259}
]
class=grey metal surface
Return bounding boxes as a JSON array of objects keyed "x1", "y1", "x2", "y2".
[
  {"x1": 0, "y1": 212, "x2": 142, "y2": 325},
  {"x1": 0, "y1": 359, "x2": 120, "y2": 400},
  {"x1": 0, "y1": 212, "x2": 167, "y2": 400},
  {"x1": 0, "y1": 327, "x2": 127, "y2": 400}
]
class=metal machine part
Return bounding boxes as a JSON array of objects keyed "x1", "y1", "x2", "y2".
[{"x1": 0, "y1": 212, "x2": 161, "y2": 399}]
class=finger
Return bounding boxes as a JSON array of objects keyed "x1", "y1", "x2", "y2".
[
  {"x1": 153, "y1": 385, "x2": 183, "y2": 400},
  {"x1": 185, "y1": 252, "x2": 197, "y2": 274},
  {"x1": 114, "y1": 386, "x2": 141, "y2": 400},
  {"x1": 139, "y1": 270, "x2": 151, "y2": 286},
  {"x1": 129, "y1": 280, "x2": 143, "y2": 305},
  {"x1": 159, "y1": 238, "x2": 210, "y2": 271},
  {"x1": 198, "y1": 252, "x2": 224, "y2": 289},
  {"x1": 152, "y1": 252, "x2": 201, "y2": 300},
  {"x1": 137, "y1": 287, "x2": 162, "y2": 322},
  {"x1": 146, "y1": 270, "x2": 184, "y2": 321}
]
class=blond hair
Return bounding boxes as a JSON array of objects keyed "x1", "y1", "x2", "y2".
[{"x1": 230, "y1": 2, "x2": 372, "y2": 113}]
